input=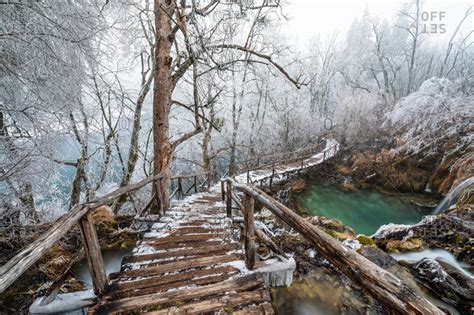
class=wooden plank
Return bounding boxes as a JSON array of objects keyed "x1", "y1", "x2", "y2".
[
  {"x1": 242, "y1": 194, "x2": 256, "y2": 270},
  {"x1": 111, "y1": 270, "x2": 240, "y2": 300},
  {"x1": 232, "y1": 182, "x2": 444, "y2": 315},
  {"x1": 91, "y1": 273, "x2": 265, "y2": 314},
  {"x1": 122, "y1": 243, "x2": 240, "y2": 264},
  {"x1": 112, "y1": 266, "x2": 239, "y2": 293},
  {"x1": 120, "y1": 247, "x2": 241, "y2": 271},
  {"x1": 144, "y1": 240, "x2": 224, "y2": 251},
  {"x1": 111, "y1": 253, "x2": 242, "y2": 279},
  {"x1": 149, "y1": 233, "x2": 224, "y2": 246},
  {"x1": 78, "y1": 211, "x2": 107, "y2": 296},
  {"x1": 168, "y1": 227, "x2": 225, "y2": 235},
  {"x1": 177, "y1": 220, "x2": 224, "y2": 226},
  {"x1": 143, "y1": 289, "x2": 271, "y2": 314}
]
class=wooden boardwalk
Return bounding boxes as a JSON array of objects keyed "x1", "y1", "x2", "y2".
[
  {"x1": 90, "y1": 140, "x2": 339, "y2": 314},
  {"x1": 5, "y1": 138, "x2": 443, "y2": 315},
  {"x1": 92, "y1": 189, "x2": 273, "y2": 314}
]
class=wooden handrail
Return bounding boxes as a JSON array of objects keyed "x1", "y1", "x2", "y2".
[
  {"x1": 240, "y1": 141, "x2": 325, "y2": 167},
  {"x1": 168, "y1": 172, "x2": 211, "y2": 200},
  {"x1": 233, "y1": 141, "x2": 327, "y2": 178},
  {"x1": 221, "y1": 178, "x2": 443, "y2": 315}
]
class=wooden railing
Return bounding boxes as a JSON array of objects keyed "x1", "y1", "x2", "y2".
[
  {"x1": 134, "y1": 172, "x2": 212, "y2": 220},
  {"x1": 169, "y1": 172, "x2": 212, "y2": 200},
  {"x1": 220, "y1": 178, "x2": 443, "y2": 314},
  {"x1": 230, "y1": 140, "x2": 327, "y2": 179},
  {"x1": 0, "y1": 171, "x2": 212, "y2": 296}
]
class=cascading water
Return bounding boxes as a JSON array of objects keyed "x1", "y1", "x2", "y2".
[{"x1": 433, "y1": 176, "x2": 474, "y2": 214}]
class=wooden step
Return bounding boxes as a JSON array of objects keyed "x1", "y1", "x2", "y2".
[
  {"x1": 167, "y1": 227, "x2": 225, "y2": 235},
  {"x1": 141, "y1": 240, "x2": 225, "y2": 251},
  {"x1": 110, "y1": 253, "x2": 242, "y2": 280},
  {"x1": 91, "y1": 273, "x2": 265, "y2": 314},
  {"x1": 110, "y1": 269, "x2": 240, "y2": 300},
  {"x1": 120, "y1": 248, "x2": 241, "y2": 272},
  {"x1": 148, "y1": 233, "x2": 225, "y2": 246},
  {"x1": 122, "y1": 243, "x2": 241, "y2": 265},
  {"x1": 143, "y1": 289, "x2": 271, "y2": 314}
]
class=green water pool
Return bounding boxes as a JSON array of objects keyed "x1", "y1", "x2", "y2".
[{"x1": 296, "y1": 184, "x2": 432, "y2": 235}]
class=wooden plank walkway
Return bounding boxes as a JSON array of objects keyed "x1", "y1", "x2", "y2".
[
  {"x1": 91, "y1": 189, "x2": 273, "y2": 314},
  {"x1": 90, "y1": 140, "x2": 339, "y2": 314}
]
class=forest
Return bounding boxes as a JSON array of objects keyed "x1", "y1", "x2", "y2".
[{"x1": 0, "y1": 0, "x2": 472, "y2": 314}]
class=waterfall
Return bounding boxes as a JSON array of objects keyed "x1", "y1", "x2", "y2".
[{"x1": 433, "y1": 176, "x2": 474, "y2": 214}]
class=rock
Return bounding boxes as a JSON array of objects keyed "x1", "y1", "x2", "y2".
[
  {"x1": 341, "y1": 181, "x2": 357, "y2": 192},
  {"x1": 410, "y1": 258, "x2": 474, "y2": 314},
  {"x1": 342, "y1": 239, "x2": 361, "y2": 251},
  {"x1": 356, "y1": 235, "x2": 376, "y2": 247},
  {"x1": 335, "y1": 165, "x2": 353, "y2": 176},
  {"x1": 308, "y1": 216, "x2": 356, "y2": 240},
  {"x1": 457, "y1": 184, "x2": 474, "y2": 207},
  {"x1": 375, "y1": 205, "x2": 473, "y2": 264},
  {"x1": 358, "y1": 246, "x2": 397, "y2": 268},
  {"x1": 384, "y1": 238, "x2": 423, "y2": 253},
  {"x1": 287, "y1": 179, "x2": 307, "y2": 194},
  {"x1": 435, "y1": 153, "x2": 473, "y2": 195},
  {"x1": 92, "y1": 206, "x2": 117, "y2": 235}
]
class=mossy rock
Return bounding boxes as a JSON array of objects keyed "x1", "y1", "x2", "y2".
[
  {"x1": 356, "y1": 235, "x2": 376, "y2": 247},
  {"x1": 385, "y1": 238, "x2": 423, "y2": 253}
]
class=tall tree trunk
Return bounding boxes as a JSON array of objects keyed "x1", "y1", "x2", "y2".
[
  {"x1": 229, "y1": 71, "x2": 239, "y2": 176},
  {"x1": 202, "y1": 84, "x2": 214, "y2": 177},
  {"x1": 152, "y1": 0, "x2": 175, "y2": 214}
]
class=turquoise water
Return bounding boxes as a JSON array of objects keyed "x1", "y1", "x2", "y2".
[{"x1": 296, "y1": 184, "x2": 431, "y2": 235}]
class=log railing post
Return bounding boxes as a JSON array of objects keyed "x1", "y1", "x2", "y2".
[
  {"x1": 242, "y1": 194, "x2": 256, "y2": 269},
  {"x1": 226, "y1": 180, "x2": 232, "y2": 217},
  {"x1": 154, "y1": 179, "x2": 162, "y2": 215},
  {"x1": 269, "y1": 163, "x2": 275, "y2": 188},
  {"x1": 246, "y1": 170, "x2": 250, "y2": 184},
  {"x1": 221, "y1": 180, "x2": 225, "y2": 201},
  {"x1": 178, "y1": 177, "x2": 183, "y2": 198},
  {"x1": 194, "y1": 175, "x2": 198, "y2": 193},
  {"x1": 78, "y1": 210, "x2": 107, "y2": 296}
]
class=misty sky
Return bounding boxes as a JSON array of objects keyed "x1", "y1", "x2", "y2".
[{"x1": 283, "y1": 0, "x2": 473, "y2": 49}]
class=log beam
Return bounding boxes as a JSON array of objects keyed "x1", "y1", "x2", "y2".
[
  {"x1": 242, "y1": 195, "x2": 256, "y2": 269},
  {"x1": 78, "y1": 210, "x2": 108, "y2": 296}
]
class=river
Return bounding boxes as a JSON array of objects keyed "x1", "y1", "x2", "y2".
[{"x1": 296, "y1": 183, "x2": 432, "y2": 235}]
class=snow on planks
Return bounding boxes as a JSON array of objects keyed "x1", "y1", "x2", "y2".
[{"x1": 90, "y1": 189, "x2": 273, "y2": 314}]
